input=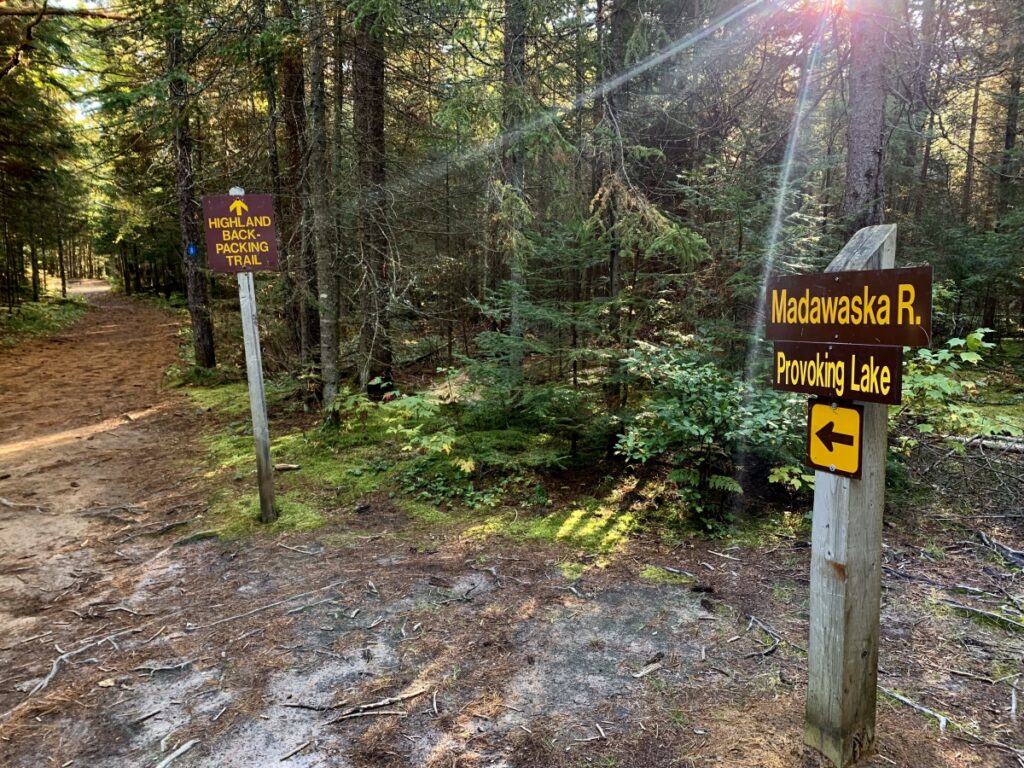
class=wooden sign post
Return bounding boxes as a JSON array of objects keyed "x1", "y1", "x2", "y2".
[
  {"x1": 202, "y1": 187, "x2": 279, "y2": 524},
  {"x1": 766, "y1": 224, "x2": 933, "y2": 766},
  {"x1": 803, "y1": 225, "x2": 896, "y2": 766}
]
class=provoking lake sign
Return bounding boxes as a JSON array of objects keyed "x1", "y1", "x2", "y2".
[
  {"x1": 773, "y1": 341, "x2": 902, "y2": 406},
  {"x1": 202, "y1": 189, "x2": 278, "y2": 523},
  {"x1": 766, "y1": 225, "x2": 932, "y2": 768}
]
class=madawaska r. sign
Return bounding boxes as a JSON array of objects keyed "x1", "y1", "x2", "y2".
[
  {"x1": 765, "y1": 266, "x2": 932, "y2": 347},
  {"x1": 202, "y1": 194, "x2": 279, "y2": 273}
]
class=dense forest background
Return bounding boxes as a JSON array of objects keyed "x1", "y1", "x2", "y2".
[{"x1": 1, "y1": 0, "x2": 1022, "y2": 521}]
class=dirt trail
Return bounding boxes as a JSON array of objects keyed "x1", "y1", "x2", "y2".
[{"x1": 0, "y1": 281, "x2": 195, "y2": 633}]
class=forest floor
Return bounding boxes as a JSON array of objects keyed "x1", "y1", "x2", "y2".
[{"x1": 0, "y1": 284, "x2": 1022, "y2": 768}]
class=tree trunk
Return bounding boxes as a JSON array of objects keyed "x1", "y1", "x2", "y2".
[
  {"x1": 961, "y1": 75, "x2": 982, "y2": 221},
  {"x1": 256, "y1": 0, "x2": 289, "y2": 284},
  {"x1": 306, "y1": 0, "x2": 341, "y2": 408},
  {"x1": 353, "y1": 7, "x2": 391, "y2": 396},
  {"x1": 57, "y1": 230, "x2": 66, "y2": 298},
  {"x1": 840, "y1": 0, "x2": 890, "y2": 235},
  {"x1": 132, "y1": 242, "x2": 142, "y2": 294},
  {"x1": 29, "y1": 231, "x2": 39, "y2": 302},
  {"x1": 167, "y1": 7, "x2": 216, "y2": 369},
  {"x1": 900, "y1": 0, "x2": 937, "y2": 214},
  {"x1": 996, "y1": 46, "x2": 1021, "y2": 221},
  {"x1": 502, "y1": 0, "x2": 528, "y2": 389},
  {"x1": 280, "y1": 0, "x2": 319, "y2": 365}
]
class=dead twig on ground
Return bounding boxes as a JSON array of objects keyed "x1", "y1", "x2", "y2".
[
  {"x1": 185, "y1": 580, "x2": 346, "y2": 631},
  {"x1": 119, "y1": 517, "x2": 193, "y2": 542},
  {"x1": 632, "y1": 662, "x2": 663, "y2": 678},
  {"x1": 154, "y1": 739, "x2": 199, "y2": 768},
  {"x1": 325, "y1": 686, "x2": 428, "y2": 725},
  {"x1": 941, "y1": 599, "x2": 1024, "y2": 633},
  {"x1": 280, "y1": 699, "x2": 350, "y2": 712},
  {"x1": 133, "y1": 658, "x2": 198, "y2": 676},
  {"x1": 978, "y1": 532, "x2": 1024, "y2": 569},
  {"x1": 277, "y1": 542, "x2": 320, "y2": 556},
  {"x1": 0, "y1": 623, "x2": 150, "y2": 723},
  {"x1": 328, "y1": 709, "x2": 407, "y2": 722},
  {"x1": 880, "y1": 687, "x2": 948, "y2": 733},
  {"x1": 278, "y1": 740, "x2": 312, "y2": 761}
]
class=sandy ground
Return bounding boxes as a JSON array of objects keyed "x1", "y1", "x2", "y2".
[{"x1": 0, "y1": 284, "x2": 1021, "y2": 767}]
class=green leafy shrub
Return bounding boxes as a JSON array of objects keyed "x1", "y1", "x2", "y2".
[
  {"x1": 899, "y1": 328, "x2": 1017, "y2": 438},
  {"x1": 615, "y1": 342, "x2": 803, "y2": 523}
]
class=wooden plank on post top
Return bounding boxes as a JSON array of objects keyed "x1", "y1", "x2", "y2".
[
  {"x1": 231, "y1": 185, "x2": 277, "y2": 524},
  {"x1": 804, "y1": 224, "x2": 896, "y2": 767}
]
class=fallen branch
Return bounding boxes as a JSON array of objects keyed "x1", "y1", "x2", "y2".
[
  {"x1": 0, "y1": 624, "x2": 149, "y2": 723},
  {"x1": 327, "y1": 709, "x2": 407, "y2": 722},
  {"x1": 133, "y1": 658, "x2": 196, "y2": 677},
  {"x1": 81, "y1": 504, "x2": 144, "y2": 518},
  {"x1": 978, "y1": 532, "x2": 1024, "y2": 569},
  {"x1": 941, "y1": 600, "x2": 1024, "y2": 634},
  {"x1": 154, "y1": 739, "x2": 199, "y2": 768},
  {"x1": 656, "y1": 564, "x2": 696, "y2": 579},
  {"x1": 939, "y1": 434, "x2": 1024, "y2": 454},
  {"x1": 325, "y1": 686, "x2": 428, "y2": 725},
  {"x1": 879, "y1": 687, "x2": 948, "y2": 733},
  {"x1": 119, "y1": 518, "x2": 193, "y2": 542},
  {"x1": 632, "y1": 662, "x2": 663, "y2": 678},
  {"x1": 278, "y1": 740, "x2": 312, "y2": 761},
  {"x1": 186, "y1": 580, "x2": 346, "y2": 631},
  {"x1": 280, "y1": 699, "x2": 350, "y2": 712},
  {"x1": 0, "y1": 497, "x2": 46, "y2": 513}
]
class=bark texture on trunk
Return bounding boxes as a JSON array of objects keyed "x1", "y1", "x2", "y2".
[
  {"x1": 841, "y1": 0, "x2": 890, "y2": 235},
  {"x1": 281, "y1": 0, "x2": 319, "y2": 366},
  {"x1": 997, "y1": 46, "x2": 1021, "y2": 221},
  {"x1": 353, "y1": 8, "x2": 392, "y2": 396},
  {"x1": 167, "y1": 9, "x2": 216, "y2": 369},
  {"x1": 502, "y1": 0, "x2": 528, "y2": 389},
  {"x1": 961, "y1": 76, "x2": 982, "y2": 220},
  {"x1": 306, "y1": 0, "x2": 341, "y2": 408}
]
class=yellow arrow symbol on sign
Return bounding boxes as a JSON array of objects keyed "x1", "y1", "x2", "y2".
[{"x1": 229, "y1": 198, "x2": 248, "y2": 217}]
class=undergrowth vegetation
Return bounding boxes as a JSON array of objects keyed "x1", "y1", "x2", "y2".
[
  {"x1": 0, "y1": 295, "x2": 88, "y2": 347},
  {"x1": 171, "y1": 315, "x2": 1022, "y2": 566}
]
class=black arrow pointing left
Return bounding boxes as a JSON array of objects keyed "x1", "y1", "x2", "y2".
[{"x1": 815, "y1": 420, "x2": 855, "y2": 452}]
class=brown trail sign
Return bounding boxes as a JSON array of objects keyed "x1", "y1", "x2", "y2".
[
  {"x1": 202, "y1": 189, "x2": 279, "y2": 524},
  {"x1": 773, "y1": 341, "x2": 903, "y2": 405},
  {"x1": 201, "y1": 194, "x2": 279, "y2": 273},
  {"x1": 766, "y1": 265, "x2": 932, "y2": 347}
]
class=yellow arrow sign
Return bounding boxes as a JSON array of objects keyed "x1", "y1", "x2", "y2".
[
  {"x1": 229, "y1": 198, "x2": 249, "y2": 217},
  {"x1": 807, "y1": 400, "x2": 863, "y2": 478}
]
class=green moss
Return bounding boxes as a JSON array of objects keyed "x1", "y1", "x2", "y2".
[
  {"x1": 184, "y1": 382, "x2": 252, "y2": 416},
  {"x1": 969, "y1": 400, "x2": 1024, "y2": 436},
  {"x1": 271, "y1": 433, "x2": 399, "y2": 504},
  {"x1": 397, "y1": 499, "x2": 454, "y2": 525},
  {"x1": 560, "y1": 562, "x2": 587, "y2": 580},
  {"x1": 0, "y1": 296, "x2": 88, "y2": 347},
  {"x1": 465, "y1": 497, "x2": 636, "y2": 556},
  {"x1": 639, "y1": 564, "x2": 694, "y2": 585},
  {"x1": 213, "y1": 491, "x2": 326, "y2": 537},
  {"x1": 453, "y1": 428, "x2": 568, "y2": 472}
]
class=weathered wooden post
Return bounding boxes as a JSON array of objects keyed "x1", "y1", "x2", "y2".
[
  {"x1": 804, "y1": 224, "x2": 895, "y2": 766},
  {"x1": 237, "y1": 265, "x2": 276, "y2": 523},
  {"x1": 201, "y1": 187, "x2": 280, "y2": 524},
  {"x1": 767, "y1": 224, "x2": 931, "y2": 765}
]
